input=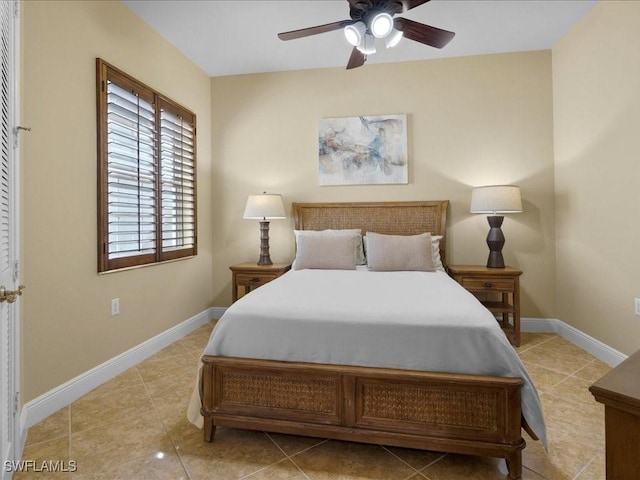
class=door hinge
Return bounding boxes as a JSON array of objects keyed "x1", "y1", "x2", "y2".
[
  {"x1": 13, "y1": 1, "x2": 19, "y2": 19},
  {"x1": 13, "y1": 260, "x2": 19, "y2": 281},
  {"x1": 13, "y1": 392, "x2": 20, "y2": 414},
  {"x1": 13, "y1": 126, "x2": 31, "y2": 149}
]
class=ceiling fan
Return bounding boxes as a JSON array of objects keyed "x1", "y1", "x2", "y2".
[{"x1": 277, "y1": 0, "x2": 455, "y2": 70}]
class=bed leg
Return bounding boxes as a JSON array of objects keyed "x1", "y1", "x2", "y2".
[
  {"x1": 505, "y1": 452, "x2": 522, "y2": 479},
  {"x1": 203, "y1": 418, "x2": 216, "y2": 442}
]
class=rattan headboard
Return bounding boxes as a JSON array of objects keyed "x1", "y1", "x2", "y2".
[{"x1": 292, "y1": 201, "x2": 449, "y2": 267}]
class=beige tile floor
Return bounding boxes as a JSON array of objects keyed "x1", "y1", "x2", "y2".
[{"x1": 16, "y1": 322, "x2": 612, "y2": 480}]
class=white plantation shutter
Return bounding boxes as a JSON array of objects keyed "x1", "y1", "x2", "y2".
[
  {"x1": 97, "y1": 60, "x2": 197, "y2": 272},
  {"x1": 107, "y1": 81, "x2": 157, "y2": 260},
  {"x1": 159, "y1": 101, "x2": 196, "y2": 259},
  {"x1": 0, "y1": 2, "x2": 10, "y2": 271}
]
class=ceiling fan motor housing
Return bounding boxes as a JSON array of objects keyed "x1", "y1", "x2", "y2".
[{"x1": 350, "y1": 0, "x2": 403, "y2": 34}]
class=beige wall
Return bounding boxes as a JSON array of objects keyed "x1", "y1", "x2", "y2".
[
  {"x1": 552, "y1": 1, "x2": 640, "y2": 355},
  {"x1": 21, "y1": 1, "x2": 213, "y2": 402},
  {"x1": 210, "y1": 51, "x2": 557, "y2": 319}
]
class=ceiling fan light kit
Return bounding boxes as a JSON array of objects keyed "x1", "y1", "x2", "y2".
[
  {"x1": 370, "y1": 12, "x2": 394, "y2": 38},
  {"x1": 344, "y1": 21, "x2": 366, "y2": 46},
  {"x1": 357, "y1": 34, "x2": 377, "y2": 55},
  {"x1": 278, "y1": 0, "x2": 455, "y2": 70},
  {"x1": 385, "y1": 28, "x2": 404, "y2": 48}
]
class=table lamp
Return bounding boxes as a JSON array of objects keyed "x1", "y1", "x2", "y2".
[
  {"x1": 470, "y1": 185, "x2": 522, "y2": 268},
  {"x1": 243, "y1": 193, "x2": 286, "y2": 265}
]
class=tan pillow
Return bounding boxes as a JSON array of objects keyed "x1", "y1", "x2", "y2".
[
  {"x1": 366, "y1": 232, "x2": 435, "y2": 271},
  {"x1": 294, "y1": 229, "x2": 365, "y2": 265},
  {"x1": 293, "y1": 234, "x2": 358, "y2": 270}
]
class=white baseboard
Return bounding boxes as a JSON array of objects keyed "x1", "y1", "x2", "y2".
[
  {"x1": 21, "y1": 307, "x2": 216, "y2": 431},
  {"x1": 209, "y1": 306, "x2": 226, "y2": 320},
  {"x1": 521, "y1": 317, "x2": 627, "y2": 367}
]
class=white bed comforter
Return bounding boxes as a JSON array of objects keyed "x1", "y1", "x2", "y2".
[{"x1": 187, "y1": 268, "x2": 547, "y2": 448}]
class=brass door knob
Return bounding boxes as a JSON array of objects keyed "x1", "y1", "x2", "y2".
[{"x1": 0, "y1": 285, "x2": 25, "y2": 304}]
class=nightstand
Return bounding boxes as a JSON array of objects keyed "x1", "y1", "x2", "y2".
[
  {"x1": 230, "y1": 262, "x2": 291, "y2": 303},
  {"x1": 448, "y1": 265, "x2": 522, "y2": 347}
]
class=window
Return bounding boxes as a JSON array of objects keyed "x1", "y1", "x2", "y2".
[{"x1": 96, "y1": 59, "x2": 197, "y2": 272}]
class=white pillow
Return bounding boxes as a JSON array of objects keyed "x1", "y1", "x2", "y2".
[
  {"x1": 366, "y1": 232, "x2": 434, "y2": 272},
  {"x1": 293, "y1": 234, "x2": 358, "y2": 270},
  {"x1": 294, "y1": 229, "x2": 365, "y2": 265},
  {"x1": 431, "y1": 235, "x2": 445, "y2": 272}
]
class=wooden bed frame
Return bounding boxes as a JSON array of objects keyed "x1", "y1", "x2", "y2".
[{"x1": 201, "y1": 201, "x2": 527, "y2": 479}]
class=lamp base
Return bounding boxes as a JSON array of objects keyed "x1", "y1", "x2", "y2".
[
  {"x1": 257, "y1": 257, "x2": 273, "y2": 266},
  {"x1": 256, "y1": 220, "x2": 273, "y2": 266},
  {"x1": 486, "y1": 215, "x2": 506, "y2": 269}
]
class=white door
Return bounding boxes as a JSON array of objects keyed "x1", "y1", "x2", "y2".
[{"x1": 0, "y1": 1, "x2": 21, "y2": 479}]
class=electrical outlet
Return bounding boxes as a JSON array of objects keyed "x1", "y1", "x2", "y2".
[
  {"x1": 635, "y1": 298, "x2": 640, "y2": 316},
  {"x1": 111, "y1": 298, "x2": 120, "y2": 316}
]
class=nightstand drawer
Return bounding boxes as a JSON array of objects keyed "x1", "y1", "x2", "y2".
[
  {"x1": 235, "y1": 273, "x2": 278, "y2": 287},
  {"x1": 461, "y1": 277, "x2": 515, "y2": 292},
  {"x1": 230, "y1": 262, "x2": 292, "y2": 303}
]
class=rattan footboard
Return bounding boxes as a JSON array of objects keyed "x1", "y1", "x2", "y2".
[{"x1": 200, "y1": 356, "x2": 525, "y2": 479}]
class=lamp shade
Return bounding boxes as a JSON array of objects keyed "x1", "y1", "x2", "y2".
[
  {"x1": 243, "y1": 193, "x2": 286, "y2": 220},
  {"x1": 470, "y1": 185, "x2": 522, "y2": 214}
]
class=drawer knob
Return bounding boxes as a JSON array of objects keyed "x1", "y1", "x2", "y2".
[
  {"x1": 251, "y1": 277, "x2": 260, "y2": 282},
  {"x1": 483, "y1": 282, "x2": 493, "y2": 288}
]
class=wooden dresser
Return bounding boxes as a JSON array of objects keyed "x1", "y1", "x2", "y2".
[{"x1": 589, "y1": 349, "x2": 640, "y2": 479}]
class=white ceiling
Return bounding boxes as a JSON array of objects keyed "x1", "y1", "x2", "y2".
[{"x1": 122, "y1": 0, "x2": 597, "y2": 77}]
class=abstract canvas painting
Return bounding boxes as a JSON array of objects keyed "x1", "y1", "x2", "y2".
[{"x1": 318, "y1": 114, "x2": 408, "y2": 186}]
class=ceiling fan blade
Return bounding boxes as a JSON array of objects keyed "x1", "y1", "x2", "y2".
[
  {"x1": 278, "y1": 20, "x2": 353, "y2": 41},
  {"x1": 399, "y1": 0, "x2": 431, "y2": 13},
  {"x1": 346, "y1": 47, "x2": 366, "y2": 70},
  {"x1": 394, "y1": 17, "x2": 455, "y2": 49}
]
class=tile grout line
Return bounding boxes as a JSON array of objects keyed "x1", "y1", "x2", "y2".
[
  {"x1": 567, "y1": 358, "x2": 610, "y2": 383},
  {"x1": 256, "y1": 432, "x2": 313, "y2": 480},
  {"x1": 379, "y1": 444, "x2": 437, "y2": 478},
  {"x1": 67, "y1": 381, "x2": 153, "y2": 440},
  {"x1": 518, "y1": 358, "x2": 591, "y2": 378},
  {"x1": 23, "y1": 432, "x2": 70, "y2": 450},
  {"x1": 140, "y1": 328, "x2": 212, "y2": 480},
  {"x1": 515, "y1": 333, "x2": 557, "y2": 355},
  {"x1": 238, "y1": 456, "x2": 307, "y2": 480},
  {"x1": 571, "y1": 450, "x2": 603, "y2": 480},
  {"x1": 416, "y1": 453, "x2": 451, "y2": 479},
  {"x1": 522, "y1": 464, "x2": 553, "y2": 480},
  {"x1": 137, "y1": 365, "x2": 195, "y2": 480},
  {"x1": 543, "y1": 375, "x2": 602, "y2": 407},
  {"x1": 517, "y1": 335, "x2": 592, "y2": 377},
  {"x1": 543, "y1": 424, "x2": 605, "y2": 452}
]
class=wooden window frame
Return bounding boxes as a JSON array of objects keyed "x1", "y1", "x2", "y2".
[{"x1": 96, "y1": 59, "x2": 197, "y2": 272}]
